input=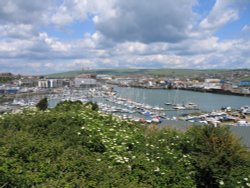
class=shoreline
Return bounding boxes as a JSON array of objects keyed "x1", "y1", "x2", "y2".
[
  {"x1": 0, "y1": 91, "x2": 57, "y2": 103},
  {"x1": 115, "y1": 84, "x2": 250, "y2": 97}
]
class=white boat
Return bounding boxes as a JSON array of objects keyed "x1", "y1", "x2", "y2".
[
  {"x1": 173, "y1": 105, "x2": 186, "y2": 110},
  {"x1": 241, "y1": 106, "x2": 250, "y2": 114},
  {"x1": 235, "y1": 121, "x2": 250, "y2": 126},
  {"x1": 152, "y1": 117, "x2": 161, "y2": 123},
  {"x1": 185, "y1": 102, "x2": 199, "y2": 109},
  {"x1": 165, "y1": 102, "x2": 172, "y2": 105}
]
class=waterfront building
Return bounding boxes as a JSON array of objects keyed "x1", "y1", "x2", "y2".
[
  {"x1": 240, "y1": 81, "x2": 250, "y2": 86},
  {"x1": 18, "y1": 79, "x2": 38, "y2": 87},
  {"x1": 5, "y1": 87, "x2": 19, "y2": 94},
  {"x1": 74, "y1": 74, "x2": 97, "y2": 88},
  {"x1": 203, "y1": 79, "x2": 222, "y2": 90},
  {"x1": 38, "y1": 80, "x2": 49, "y2": 88},
  {"x1": 38, "y1": 79, "x2": 63, "y2": 88},
  {"x1": 96, "y1": 75, "x2": 113, "y2": 81}
]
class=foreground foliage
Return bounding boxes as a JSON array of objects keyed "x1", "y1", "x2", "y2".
[
  {"x1": 0, "y1": 101, "x2": 249, "y2": 187},
  {"x1": 36, "y1": 97, "x2": 48, "y2": 111}
]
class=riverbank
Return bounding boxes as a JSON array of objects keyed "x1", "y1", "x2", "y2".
[
  {"x1": 115, "y1": 84, "x2": 250, "y2": 97},
  {"x1": 180, "y1": 87, "x2": 250, "y2": 97},
  {"x1": 0, "y1": 91, "x2": 57, "y2": 102}
]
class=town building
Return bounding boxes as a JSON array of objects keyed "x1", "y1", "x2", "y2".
[
  {"x1": 203, "y1": 79, "x2": 222, "y2": 90},
  {"x1": 38, "y1": 79, "x2": 63, "y2": 88},
  {"x1": 74, "y1": 74, "x2": 97, "y2": 88},
  {"x1": 18, "y1": 79, "x2": 38, "y2": 87}
]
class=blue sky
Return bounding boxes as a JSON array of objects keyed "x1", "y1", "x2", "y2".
[{"x1": 0, "y1": 0, "x2": 250, "y2": 74}]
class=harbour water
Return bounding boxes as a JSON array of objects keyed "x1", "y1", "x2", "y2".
[
  {"x1": 48, "y1": 86, "x2": 250, "y2": 120},
  {"x1": 114, "y1": 86, "x2": 250, "y2": 114}
]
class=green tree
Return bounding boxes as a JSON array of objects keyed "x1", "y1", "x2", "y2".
[
  {"x1": 85, "y1": 101, "x2": 99, "y2": 111},
  {"x1": 36, "y1": 97, "x2": 48, "y2": 111},
  {"x1": 185, "y1": 125, "x2": 250, "y2": 188}
]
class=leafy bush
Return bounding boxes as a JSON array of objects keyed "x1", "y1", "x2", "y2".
[
  {"x1": 36, "y1": 97, "x2": 48, "y2": 111},
  {"x1": 85, "y1": 101, "x2": 99, "y2": 111},
  {"x1": 185, "y1": 125, "x2": 250, "y2": 188},
  {"x1": 0, "y1": 101, "x2": 249, "y2": 187}
]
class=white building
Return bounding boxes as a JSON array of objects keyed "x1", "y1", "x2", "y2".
[
  {"x1": 204, "y1": 79, "x2": 221, "y2": 83},
  {"x1": 74, "y1": 74, "x2": 97, "y2": 88},
  {"x1": 203, "y1": 79, "x2": 222, "y2": 90},
  {"x1": 38, "y1": 79, "x2": 63, "y2": 88},
  {"x1": 38, "y1": 80, "x2": 48, "y2": 88},
  {"x1": 96, "y1": 74, "x2": 112, "y2": 81}
]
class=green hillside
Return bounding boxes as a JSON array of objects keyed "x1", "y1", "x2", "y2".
[
  {"x1": 0, "y1": 101, "x2": 249, "y2": 187},
  {"x1": 47, "y1": 68, "x2": 229, "y2": 78}
]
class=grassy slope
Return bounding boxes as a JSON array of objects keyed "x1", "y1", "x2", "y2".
[{"x1": 46, "y1": 68, "x2": 229, "y2": 78}]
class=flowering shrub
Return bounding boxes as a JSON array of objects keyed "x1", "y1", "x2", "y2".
[{"x1": 0, "y1": 101, "x2": 249, "y2": 187}]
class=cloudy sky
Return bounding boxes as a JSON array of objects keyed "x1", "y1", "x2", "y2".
[{"x1": 0, "y1": 0, "x2": 250, "y2": 74}]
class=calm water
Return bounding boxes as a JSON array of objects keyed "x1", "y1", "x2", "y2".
[
  {"x1": 114, "y1": 86, "x2": 250, "y2": 114},
  {"x1": 49, "y1": 86, "x2": 250, "y2": 117}
]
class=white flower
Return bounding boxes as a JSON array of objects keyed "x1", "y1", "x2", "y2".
[
  {"x1": 77, "y1": 132, "x2": 81, "y2": 135},
  {"x1": 246, "y1": 182, "x2": 250, "y2": 187},
  {"x1": 81, "y1": 126, "x2": 85, "y2": 129},
  {"x1": 123, "y1": 157, "x2": 129, "y2": 162},
  {"x1": 132, "y1": 156, "x2": 136, "y2": 159},
  {"x1": 154, "y1": 167, "x2": 160, "y2": 172},
  {"x1": 219, "y1": 180, "x2": 224, "y2": 185},
  {"x1": 96, "y1": 159, "x2": 101, "y2": 162},
  {"x1": 244, "y1": 177, "x2": 249, "y2": 181}
]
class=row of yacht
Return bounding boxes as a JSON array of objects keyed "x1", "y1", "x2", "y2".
[
  {"x1": 165, "y1": 102, "x2": 199, "y2": 110},
  {"x1": 181, "y1": 109, "x2": 250, "y2": 127}
]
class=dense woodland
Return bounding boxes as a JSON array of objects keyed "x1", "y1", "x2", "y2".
[{"x1": 0, "y1": 101, "x2": 250, "y2": 187}]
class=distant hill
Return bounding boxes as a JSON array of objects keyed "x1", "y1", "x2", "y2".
[
  {"x1": 46, "y1": 68, "x2": 231, "y2": 78},
  {"x1": 46, "y1": 69, "x2": 150, "y2": 78},
  {"x1": 46, "y1": 68, "x2": 250, "y2": 79}
]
